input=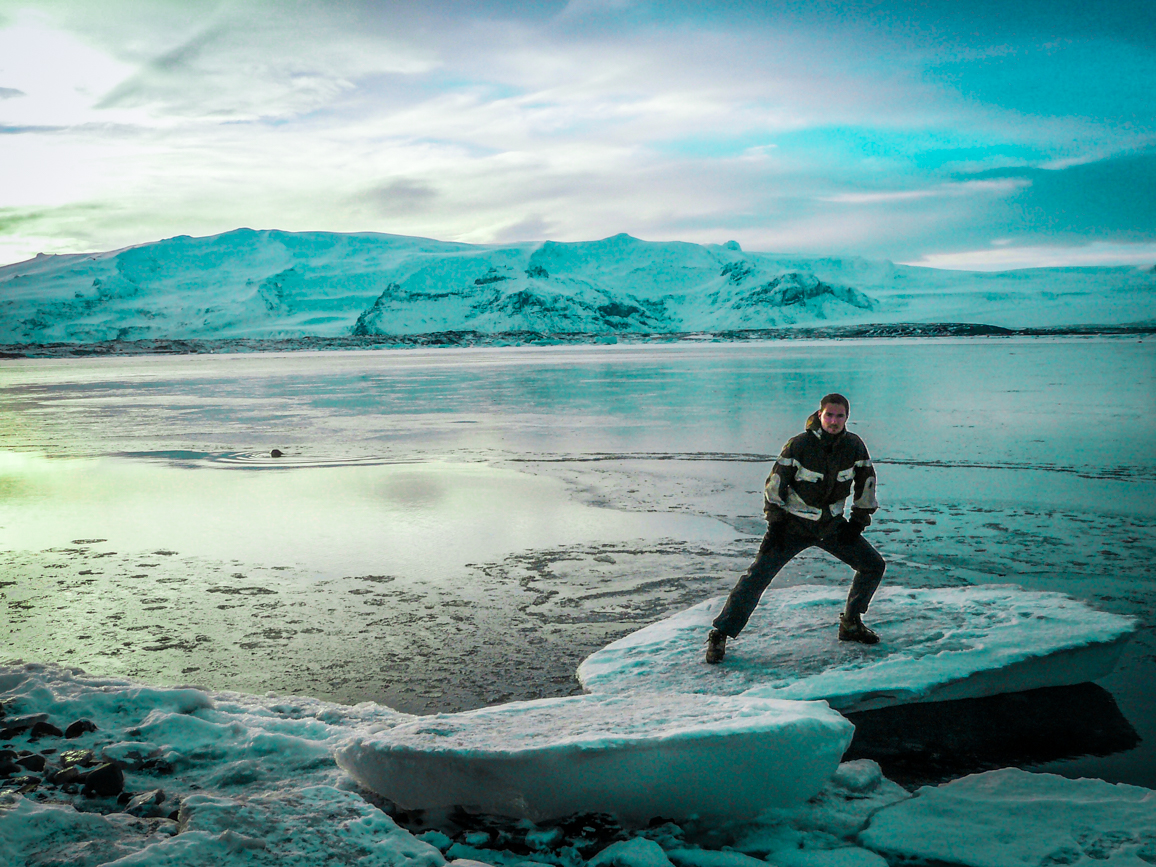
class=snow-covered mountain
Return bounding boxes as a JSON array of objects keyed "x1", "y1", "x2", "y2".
[{"x1": 2, "y1": 229, "x2": 1153, "y2": 343}]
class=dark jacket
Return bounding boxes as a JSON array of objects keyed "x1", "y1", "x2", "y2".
[{"x1": 763, "y1": 411, "x2": 879, "y2": 537}]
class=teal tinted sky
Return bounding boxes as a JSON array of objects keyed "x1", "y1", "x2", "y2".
[{"x1": 1, "y1": 0, "x2": 1154, "y2": 268}]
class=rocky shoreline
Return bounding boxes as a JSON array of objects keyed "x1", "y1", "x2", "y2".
[{"x1": 1, "y1": 322, "x2": 1152, "y2": 359}]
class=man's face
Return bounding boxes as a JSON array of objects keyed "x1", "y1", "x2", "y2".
[{"x1": 819, "y1": 402, "x2": 848, "y2": 435}]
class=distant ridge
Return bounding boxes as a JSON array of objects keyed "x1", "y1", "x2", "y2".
[{"x1": 2, "y1": 229, "x2": 1153, "y2": 344}]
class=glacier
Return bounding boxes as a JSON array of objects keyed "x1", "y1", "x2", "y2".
[
  {"x1": 577, "y1": 586, "x2": 1137, "y2": 712},
  {"x1": 2, "y1": 229, "x2": 1154, "y2": 343}
]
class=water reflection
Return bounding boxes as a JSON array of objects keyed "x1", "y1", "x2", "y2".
[{"x1": 0, "y1": 451, "x2": 733, "y2": 580}]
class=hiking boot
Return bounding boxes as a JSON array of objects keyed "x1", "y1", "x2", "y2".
[
  {"x1": 705, "y1": 628, "x2": 727, "y2": 664},
  {"x1": 838, "y1": 612, "x2": 880, "y2": 645}
]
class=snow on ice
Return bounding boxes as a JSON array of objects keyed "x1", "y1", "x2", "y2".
[
  {"x1": 861, "y1": 768, "x2": 1156, "y2": 867},
  {"x1": 336, "y1": 692, "x2": 853, "y2": 821},
  {"x1": 0, "y1": 663, "x2": 894, "y2": 866},
  {"x1": 0, "y1": 663, "x2": 439, "y2": 867},
  {"x1": 0, "y1": 622, "x2": 1150, "y2": 867},
  {"x1": 578, "y1": 585, "x2": 1136, "y2": 712}
]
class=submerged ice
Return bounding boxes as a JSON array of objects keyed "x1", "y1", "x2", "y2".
[{"x1": 578, "y1": 585, "x2": 1136, "y2": 712}]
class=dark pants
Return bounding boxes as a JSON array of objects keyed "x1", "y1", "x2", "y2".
[{"x1": 712, "y1": 523, "x2": 886, "y2": 638}]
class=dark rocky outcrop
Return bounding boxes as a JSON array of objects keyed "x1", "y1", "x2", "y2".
[
  {"x1": 16, "y1": 754, "x2": 47, "y2": 772},
  {"x1": 474, "y1": 267, "x2": 512, "y2": 286},
  {"x1": 81, "y1": 762, "x2": 125, "y2": 796},
  {"x1": 29, "y1": 721, "x2": 65, "y2": 741},
  {"x1": 65, "y1": 719, "x2": 99, "y2": 739},
  {"x1": 734, "y1": 271, "x2": 876, "y2": 311}
]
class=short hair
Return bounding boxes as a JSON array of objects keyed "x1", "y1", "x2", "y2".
[{"x1": 820, "y1": 393, "x2": 850, "y2": 414}]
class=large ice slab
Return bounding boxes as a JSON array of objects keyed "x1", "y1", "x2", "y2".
[
  {"x1": 578, "y1": 586, "x2": 1135, "y2": 712},
  {"x1": 336, "y1": 691, "x2": 854, "y2": 822},
  {"x1": 859, "y1": 768, "x2": 1156, "y2": 867}
]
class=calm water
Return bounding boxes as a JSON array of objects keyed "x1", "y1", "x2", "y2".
[{"x1": 1, "y1": 337, "x2": 1154, "y2": 787}]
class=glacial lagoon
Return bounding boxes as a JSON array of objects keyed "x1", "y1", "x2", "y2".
[{"x1": 1, "y1": 336, "x2": 1154, "y2": 787}]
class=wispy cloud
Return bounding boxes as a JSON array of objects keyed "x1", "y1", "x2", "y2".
[
  {"x1": 1, "y1": 0, "x2": 1153, "y2": 267},
  {"x1": 904, "y1": 242, "x2": 1156, "y2": 271}
]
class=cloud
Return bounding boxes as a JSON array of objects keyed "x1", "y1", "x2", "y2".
[
  {"x1": 90, "y1": 7, "x2": 439, "y2": 121},
  {"x1": 904, "y1": 241, "x2": 1156, "y2": 271},
  {"x1": 0, "y1": 0, "x2": 1153, "y2": 267},
  {"x1": 489, "y1": 214, "x2": 555, "y2": 243},
  {"x1": 0, "y1": 87, "x2": 25, "y2": 98},
  {"x1": 818, "y1": 179, "x2": 1029, "y2": 205},
  {"x1": 357, "y1": 179, "x2": 440, "y2": 216}
]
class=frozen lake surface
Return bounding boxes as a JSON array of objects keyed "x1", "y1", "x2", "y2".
[{"x1": 1, "y1": 337, "x2": 1154, "y2": 788}]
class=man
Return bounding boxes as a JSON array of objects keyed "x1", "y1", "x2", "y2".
[{"x1": 706, "y1": 393, "x2": 885, "y2": 663}]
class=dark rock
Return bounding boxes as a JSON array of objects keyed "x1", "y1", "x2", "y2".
[
  {"x1": 65, "y1": 719, "x2": 98, "y2": 739},
  {"x1": 0, "y1": 760, "x2": 20, "y2": 777},
  {"x1": 1, "y1": 714, "x2": 48, "y2": 740},
  {"x1": 59, "y1": 748, "x2": 95, "y2": 768},
  {"x1": 474, "y1": 268, "x2": 510, "y2": 286},
  {"x1": 125, "y1": 788, "x2": 166, "y2": 817},
  {"x1": 81, "y1": 762, "x2": 124, "y2": 797},
  {"x1": 270, "y1": 448, "x2": 283, "y2": 458},
  {"x1": 142, "y1": 758, "x2": 174, "y2": 775},
  {"x1": 46, "y1": 765, "x2": 80, "y2": 785},
  {"x1": 28, "y1": 721, "x2": 64, "y2": 741},
  {"x1": 11, "y1": 775, "x2": 39, "y2": 793},
  {"x1": 16, "y1": 754, "x2": 46, "y2": 772},
  {"x1": 0, "y1": 749, "x2": 16, "y2": 761}
]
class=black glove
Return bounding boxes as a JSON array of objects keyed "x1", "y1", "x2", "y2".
[{"x1": 837, "y1": 519, "x2": 864, "y2": 544}]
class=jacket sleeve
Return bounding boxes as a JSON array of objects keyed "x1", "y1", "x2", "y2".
[
  {"x1": 849, "y1": 441, "x2": 879, "y2": 526},
  {"x1": 763, "y1": 439, "x2": 798, "y2": 519}
]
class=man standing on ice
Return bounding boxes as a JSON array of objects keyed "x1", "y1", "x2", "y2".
[{"x1": 706, "y1": 393, "x2": 885, "y2": 663}]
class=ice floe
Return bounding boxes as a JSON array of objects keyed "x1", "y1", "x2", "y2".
[
  {"x1": 578, "y1": 585, "x2": 1136, "y2": 711},
  {"x1": 337, "y1": 691, "x2": 853, "y2": 821},
  {"x1": 4, "y1": 661, "x2": 1155, "y2": 867},
  {"x1": 860, "y1": 768, "x2": 1156, "y2": 867}
]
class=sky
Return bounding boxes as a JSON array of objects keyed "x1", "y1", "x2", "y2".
[{"x1": 1, "y1": 0, "x2": 1155, "y2": 270}]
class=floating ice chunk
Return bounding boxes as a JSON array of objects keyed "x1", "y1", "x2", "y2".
[
  {"x1": 590, "y1": 838, "x2": 675, "y2": 867},
  {"x1": 337, "y1": 692, "x2": 854, "y2": 822},
  {"x1": 722, "y1": 759, "x2": 906, "y2": 867},
  {"x1": 578, "y1": 586, "x2": 1135, "y2": 712},
  {"x1": 859, "y1": 768, "x2": 1156, "y2": 867}
]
